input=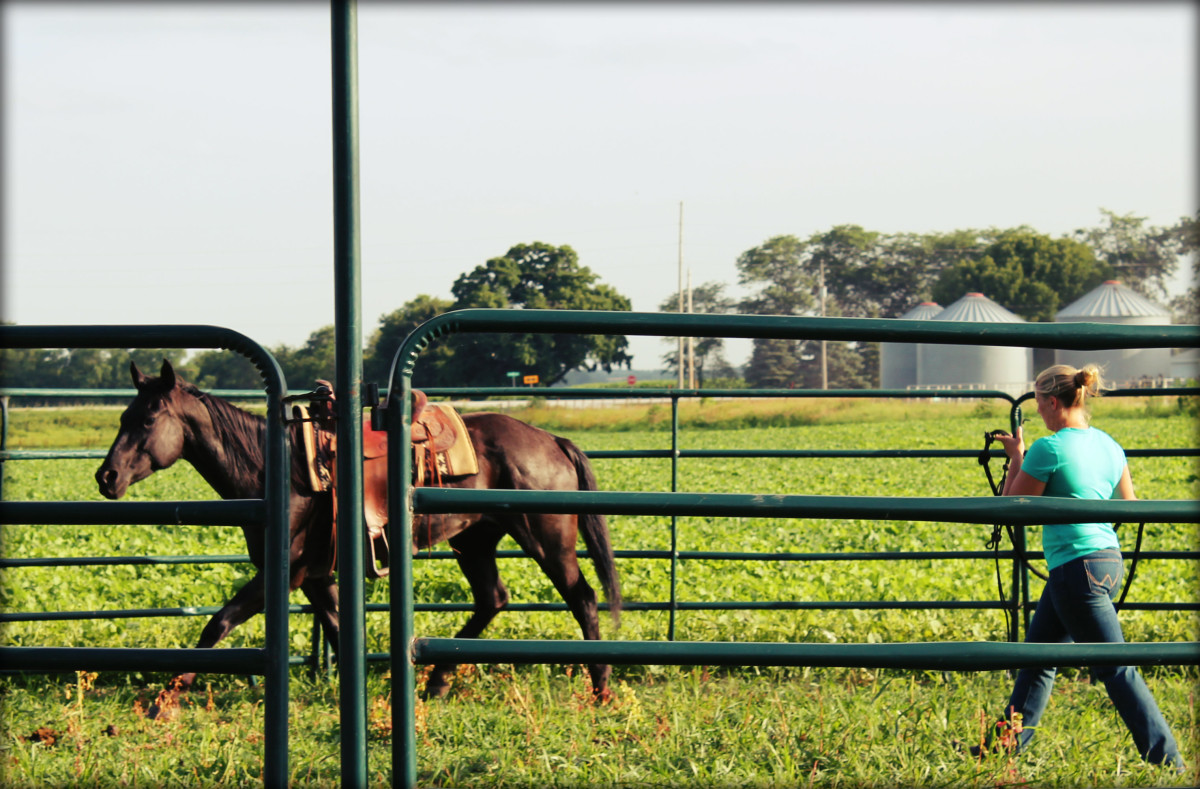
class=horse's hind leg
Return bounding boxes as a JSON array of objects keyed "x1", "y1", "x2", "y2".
[
  {"x1": 300, "y1": 574, "x2": 340, "y2": 656},
  {"x1": 149, "y1": 571, "x2": 266, "y2": 719},
  {"x1": 424, "y1": 526, "x2": 509, "y2": 699},
  {"x1": 512, "y1": 514, "x2": 611, "y2": 700}
]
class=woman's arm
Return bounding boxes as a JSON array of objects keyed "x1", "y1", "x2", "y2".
[
  {"x1": 995, "y1": 426, "x2": 1046, "y2": 496},
  {"x1": 1115, "y1": 464, "x2": 1136, "y2": 500},
  {"x1": 1003, "y1": 470, "x2": 1046, "y2": 497}
]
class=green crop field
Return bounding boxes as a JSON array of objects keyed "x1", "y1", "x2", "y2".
[{"x1": 1, "y1": 400, "x2": 1197, "y2": 787}]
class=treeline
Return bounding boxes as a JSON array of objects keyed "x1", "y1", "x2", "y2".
[
  {"x1": 0, "y1": 242, "x2": 632, "y2": 395},
  {"x1": 2, "y1": 210, "x2": 1196, "y2": 394},
  {"x1": 675, "y1": 210, "x2": 1198, "y2": 388}
]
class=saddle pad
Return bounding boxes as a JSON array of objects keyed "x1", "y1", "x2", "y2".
[{"x1": 414, "y1": 403, "x2": 479, "y2": 482}]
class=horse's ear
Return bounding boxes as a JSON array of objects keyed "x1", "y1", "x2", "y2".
[
  {"x1": 159, "y1": 359, "x2": 177, "y2": 390},
  {"x1": 130, "y1": 362, "x2": 147, "y2": 390}
]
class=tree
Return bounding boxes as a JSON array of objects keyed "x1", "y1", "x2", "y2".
[
  {"x1": 657, "y1": 281, "x2": 736, "y2": 387},
  {"x1": 871, "y1": 229, "x2": 995, "y2": 315},
  {"x1": 122, "y1": 349, "x2": 192, "y2": 383},
  {"x1": 363, "y1": 295, "x2": 455, "y2": 388},
  {"x1": 736, "y1": 235, "x2": 815, "y2": 316},
  {"x1": 788, "y1": 226, "x2": 996, "y2": 320},
  {"x1": 1074, "y1": 209, "x2": 1183, "y2": 299},
  {"x1": 1169, "y1": 212, "x2": 1200, "y2": 323},
  {"x1": 807, "y1": 225, "x2": 883, "y2": 317},
  {"x1": 743, "y1": 337, "x2": 800, "y2": 389},
  {"x1": 737, "y1": 233, "x2": 883, "y2": 388},
  {"x1": 191, "y1": 349, "x2": 265, "y2": 390},
  {"x1": 796, "y1": 340, "x2": 870, "y2": 389},
  {"x1": 62, "y1": 348, "x2": 125, "y2": 389},
  {"x1": 932, "y1": 228, "x2": 1108, "y2": 321},
  {"x1": 446, "y1": 242, "x2": 633, "y2": 386},
  {"x1": 275, "y1": 326, "x2": 336, "y2": 389},
  {"x1": 0, "y1": 329, "x2": 61, "y2": 388},
  {"x1": 736, "y1": 235, "x2": 814, "y2": 388}
]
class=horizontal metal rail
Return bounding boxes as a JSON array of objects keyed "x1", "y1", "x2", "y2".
[
  {"x1": 413, "y1": 638, "x2": 1200, "y2": 671},
  {"x1": 0, "y1": 449, "x2": 109, "y2": 461},
  {"x1": 4, "y1": 447, "x2": 1197, "y2": 463},
  {"x1": 0, "y1": 554, "x2": 250, "y2": 568},
  {"x1": 7, "y1": 593, "x2": 1194, "y2": 629},
  {"x1": 414, "y1": 489, "x2": 1200, "y2": 525},
  {"x1": 584, "y1": 448, "x2": 1199, "y2": 460},
  {"x1": 6, "y1": 447, "x2": 1196, "y2": 466},
  {"x1": 0, "y1": 602, "x2": 331, "y2": 624},
  {"x1": 12, "y1": 545, "x2": 1189, "y2": 571},
  {"x1": 0, "y1": 500, "x2": 266, "y2": 526},
  {"x1": 0, "y1": 388, "x2": 268, "y2": 400},
  {"x1": 5, "y1": 385, "x2": 1195, "y2": 401},
  {"x1": 391, "y1": 309, "x2": 1200, "y2": 355},
  {"x1": 0, "y1": 646, "x2": 267, "y2": 673},
  {"x1": 414, "y1": 385, "x2": 1199, "y2": 399}
]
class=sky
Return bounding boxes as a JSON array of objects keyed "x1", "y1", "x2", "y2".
[{"x1": 3, "y1": 2, "x2": 1196, "y2": 377}]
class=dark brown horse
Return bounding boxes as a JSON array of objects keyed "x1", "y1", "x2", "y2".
[{"x1": 95, "y1": 360, "x2": 621, "y2": 704}]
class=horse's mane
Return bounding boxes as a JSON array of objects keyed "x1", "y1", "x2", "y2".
[{"x1": 184, "y1": 383, "x2": 269, "y2": 488}]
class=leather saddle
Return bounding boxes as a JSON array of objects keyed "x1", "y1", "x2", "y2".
[{"x1": 297, "y1": 383, "x2": 477, "y2": 579}]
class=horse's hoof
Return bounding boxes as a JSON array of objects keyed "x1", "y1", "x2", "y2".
[
  {"x1": 146, "y1": 702, "x2": 180, "y2": 722},
  {"x1": 420, "y1": 682, "x2": 451, "y2": 701},
  {"x1": 146, "y1": 688, "x2": 184, "y2": 721}
]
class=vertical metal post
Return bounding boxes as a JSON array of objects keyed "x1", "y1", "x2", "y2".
[
  {"x1": 390, "y1": 378, "x2": 417, "y2": 789},
  {"x1": 262, "y1": 368, "x2": 291, "y2": 788},
  {"x1": 1007, "y1": 402, "x2": 1028, "y2": 643},
  {"x1": 668, "y1": 394, "x2": 680, "y2": 640},
  {"x1": 331, "y1": 1, "x2": 368, "y2": 784},
  {"x1": 0, "y1": 396, "x2": 9, "y2": 500}
]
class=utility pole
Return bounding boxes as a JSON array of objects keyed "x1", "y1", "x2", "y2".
[
  {"x1": 677, "y1": 201, "x2": 685, "y2": 389},
  {"x1": 687, "y1": 269, "x2": 696, "y2": 389},
  {"x1": 819, "y1": 259, "x2": 828, "y2": 390}
]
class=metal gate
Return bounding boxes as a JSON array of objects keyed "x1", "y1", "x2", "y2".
[
  {"x1": 0, "y1": 324, "x2": 294, "y2": 787},
  {"x1": 382, "y1": 308, "x2": 1200, "y2": 788}
]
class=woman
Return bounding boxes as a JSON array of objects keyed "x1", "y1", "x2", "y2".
[{"x1": 979, "y1": 363, "x2": 1184, "y2": 769}]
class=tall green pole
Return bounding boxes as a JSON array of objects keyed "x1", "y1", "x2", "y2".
[
  {"x1": 668, "y1": 394, "x2": 680, "y2": 640},
  {"x1": 390, "y1": 377, "x2": 417, "y2": 788},
  {"x1": 331, "y1": 1, "x2": 368, "y2": 784}
]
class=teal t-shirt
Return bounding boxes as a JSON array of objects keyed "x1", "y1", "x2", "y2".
[{"x1": 1021, "y1": 427, "x2": 1124, "y2": 570}]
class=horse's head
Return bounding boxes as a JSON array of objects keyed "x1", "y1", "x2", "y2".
[{"x1": 95, "y1": 359, "x2": 189, "y2": 499}]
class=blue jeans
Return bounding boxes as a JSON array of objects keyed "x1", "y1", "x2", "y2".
[{"x1": 1000, "y1": 549, "x2": 1183, "y2": 767}]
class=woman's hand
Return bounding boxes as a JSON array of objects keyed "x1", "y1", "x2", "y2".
[{"x1": 993, "y1": 426, "x2": 1025, "y2": 461}]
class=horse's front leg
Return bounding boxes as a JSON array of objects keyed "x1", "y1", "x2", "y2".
[
  {"x1": 148, "y1": 572, "x2": 266, "y2": 719},
  {"x1": 423, "y1": 526, "x2": 508, "y2": 699}
]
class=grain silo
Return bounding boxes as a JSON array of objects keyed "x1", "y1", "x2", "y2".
[
  {"x1": 880, "y1": 301, "x2": 943, "y2": 389},
  {"x1": 916, "y1": 292, "x2": 1032, "y2": 393},
  {"x1": 1054, "y1": 280, "x2": 1172, "y2": 384}
]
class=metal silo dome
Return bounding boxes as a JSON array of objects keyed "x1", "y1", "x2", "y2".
[
  {"x1": 916, "y1": 292, "x2": 1032, "y2": 394},
  {"x1": 1054, "y1": 280, "x2": 1172, "y2": 384},
  {"x1": 880, "y1": 302, "x2": 942, "y2": 390}
]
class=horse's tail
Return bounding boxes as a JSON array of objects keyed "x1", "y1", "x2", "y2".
[{"x1": 557, "y1": 436, "x2": 622, "y2": 628}]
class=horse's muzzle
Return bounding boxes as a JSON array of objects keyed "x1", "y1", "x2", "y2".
[{"x1": 96, "y1": 466, "x2": 125, "y2": 500}]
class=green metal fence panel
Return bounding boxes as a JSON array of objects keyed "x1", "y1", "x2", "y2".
[
  {"x1": 386, "y1": 308, "x2": 1200, "y2": 789},
  {"x1": 0, "y1": 324, "x2": 291, "y2": 788}
]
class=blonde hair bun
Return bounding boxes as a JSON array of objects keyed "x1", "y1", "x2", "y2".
[{"x1": 1036, "y1": 363, "x2": 1105, "y2": 407}]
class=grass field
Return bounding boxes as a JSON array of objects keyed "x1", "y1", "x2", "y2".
[{"x1": 1, "y1": 398, "x2": 1197, "y2": 787}]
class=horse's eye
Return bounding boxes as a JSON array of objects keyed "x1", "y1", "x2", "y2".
[{"x1": 143, "y1": 416, "x2": 155, "y2": 429}]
